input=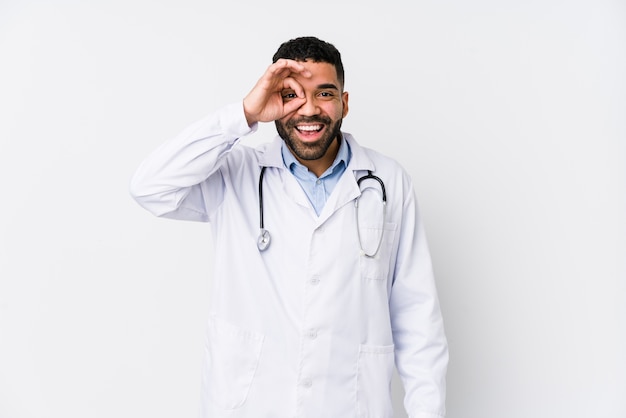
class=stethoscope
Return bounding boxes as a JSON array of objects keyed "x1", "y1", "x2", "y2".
[{"x1": 257, "y1": 166, "x2": 387, "y2": 257}]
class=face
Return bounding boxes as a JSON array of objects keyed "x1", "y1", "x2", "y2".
[{"x1": 275, "y1": 61, "x2": 349, "y2": 170}]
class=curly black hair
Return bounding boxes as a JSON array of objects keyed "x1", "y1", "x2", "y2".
[{"x1": 272, "y1": 36, "x2": 344, "y2": 88}]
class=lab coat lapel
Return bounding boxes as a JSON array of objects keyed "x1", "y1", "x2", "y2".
[
  {"x1": 316, "y1": 134, "x2": 376, "y2": 226},
  {"x1": 257, "y1": 137, "x2": 313, "y2": 211},
  {"x1": 281, "y1": 171, "x2": 313, "y2": 209},
  {"x1": 315, "y1": 170, "x2": 360, "y2": 225}
]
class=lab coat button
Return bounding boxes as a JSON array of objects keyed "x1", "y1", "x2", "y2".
[
  {"x1": 309, "y1": 276, "x2": 320, "y2": 285},
  {"x1": 306, "y1": 329, "x2": 317, "y2": 339},
  {"x1": 301, "y1": 378, "x2": 312, "y2": 388}
]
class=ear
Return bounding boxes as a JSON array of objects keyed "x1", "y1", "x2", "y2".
[{"x1": 342, "y1": 91, "x2": 349, "y2": 118}]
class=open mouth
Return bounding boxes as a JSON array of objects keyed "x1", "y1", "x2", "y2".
[
  {"x1": 296, "y1": 124, "x2": 324, "y2": 133},
  {"x1": 295, "y1": 124, "x2": 325, "y2": 140}
]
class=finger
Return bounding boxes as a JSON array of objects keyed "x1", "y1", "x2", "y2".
[
  {"x1": 283, "y1": 97, "x2": 306, "y2": 115},
  {"x1": 280, "y1": 76, "x2": 306, "y2": 116},
  {"x1": 283, "y1": 76, "x2": 305, "y2": 98},
  {"x1": 270, "y1": 59, "x2": 311, "y2": 79}
]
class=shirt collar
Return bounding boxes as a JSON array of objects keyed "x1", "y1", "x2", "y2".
[{"x1": 281, "y1": 136, "x2": 351, "y2": 179}]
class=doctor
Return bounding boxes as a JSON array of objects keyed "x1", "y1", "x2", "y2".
[{"x1": 130, "y1": 36, "x2": 448, "y2": 418}]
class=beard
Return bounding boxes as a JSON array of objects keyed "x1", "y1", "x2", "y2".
[{"x1": 275, "y1": 115, "x2": 343, "y2": 161}]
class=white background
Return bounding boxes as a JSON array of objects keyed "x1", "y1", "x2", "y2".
[{"x1": 1, "y1": 1, "x2": 624, "y2": 417}]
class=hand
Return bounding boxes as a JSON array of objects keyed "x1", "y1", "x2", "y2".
[{"x1": 243, "y1": 59, "x2": 311, "y2": 126}]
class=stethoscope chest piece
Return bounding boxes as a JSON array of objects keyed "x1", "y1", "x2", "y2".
[{"x1": 257, "y1": 229, "x2": 271, "y2": 251}]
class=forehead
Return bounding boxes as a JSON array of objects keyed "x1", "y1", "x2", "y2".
[{"x1": 296, "y1": 61, "x2": 340, "y2": 88}]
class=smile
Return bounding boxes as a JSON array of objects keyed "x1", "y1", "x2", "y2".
[{"x1": 296, "y1": 124, "x2": 323, "y2": 132}]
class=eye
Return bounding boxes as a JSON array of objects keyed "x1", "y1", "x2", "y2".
[
  {"x1": 282, "y1": 91, "x2": 297, "y2": 101},
  {"x1": 317, "y1": 90, "x2": 337, "y2": 101}
]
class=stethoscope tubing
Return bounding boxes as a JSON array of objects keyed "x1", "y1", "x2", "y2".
[
  {"x1": 257, "y1": 166, "x2": 271, "y2": 251},
  {"x1": 258, "y1": 166, "x2": 267, "y2": 231},
  {"x1": 257, "y1": 166, "x2": 386, "y2": 256}
]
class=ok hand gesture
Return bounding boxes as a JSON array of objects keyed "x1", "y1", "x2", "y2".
[{"x1": 243, "y1": 59, "x2": 311, "y2": 126}]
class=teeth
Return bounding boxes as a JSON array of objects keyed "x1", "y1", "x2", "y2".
[{"x1": 297, "y1": 125, "x2": 322, "y2": 132}]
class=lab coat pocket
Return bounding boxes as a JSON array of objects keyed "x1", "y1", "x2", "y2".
[
  {"x1": 356, "y1": 344, "x2": 395, "y2": 418},
  {"x1": 206, "y1": 316, "x2": 264, "y2": 410},
  {"x1": 359, "y1": 222, "x2": 397, "y2": 281}
]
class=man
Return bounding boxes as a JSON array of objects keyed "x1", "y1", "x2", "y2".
[{"x1": 130, "y1": 36, "x2": 448, "y2": 418}]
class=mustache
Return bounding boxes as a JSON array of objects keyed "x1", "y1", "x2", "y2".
[{"x1": 286, "y1": 116, "x2": 331, "y2": 128}]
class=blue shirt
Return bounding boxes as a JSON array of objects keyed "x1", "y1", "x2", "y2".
[{"x1": 281, "y1": 137, "x2": 351, "y2": 216}]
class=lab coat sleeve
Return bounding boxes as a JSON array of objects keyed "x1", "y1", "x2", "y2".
[
  {"x1": 390, "y1": 174, "x2": 448, "y2": 418},
  {"x1": 129, "y1": 102, "x2": 256, "y2": 221}
]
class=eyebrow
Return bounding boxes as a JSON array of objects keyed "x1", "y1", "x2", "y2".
[{"x1": 282, "y1": 83, "x2": 340, "y2": 93}]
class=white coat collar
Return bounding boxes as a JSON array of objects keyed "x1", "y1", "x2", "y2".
[
  {"x1": 255, "y1": 133, "x2": 376, "y2": 225},
  {"x1": 256, "y1": 132, "x2": 376, "y2": 174}
]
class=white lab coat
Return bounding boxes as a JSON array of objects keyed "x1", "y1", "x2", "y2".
[{"x1": 130, "y1": 102, "x2": 448, "y2": 418}]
